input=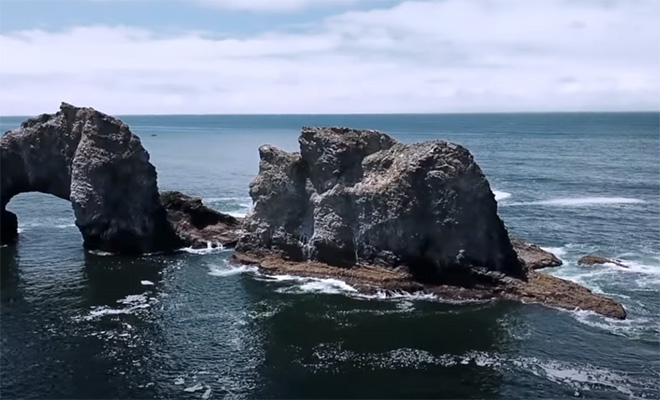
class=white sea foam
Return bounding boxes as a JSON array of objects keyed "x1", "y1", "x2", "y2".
[
  {"x1": 76, "y1": 293, "x2": 154, "y2": 321},
  {"x1": 87, "y1": 249, "x2": 115, "y2": 256},
  {"x1": 274, "y1": 276, "x2": 359, "y2": 295},
  {"x1": 308, "y1": 345, "x2": 650, "y2": 398},
  {"x1": 510, "y1": 355, "x2": 645, "y2": 398},
  {"x1": 180, "y1": 241, "x2": 229, "y2": 255},
  {"x1": 208, "y1": 263, "x2": 258, "y2": 277},
  {"x1": 298, "y1": 279, "x2": 359, "y2": 294},
  {"x1": 493, "y1": 190, "x2": 511, "y2": 201},
  {"x1": 540, "y1": 246, "x2": 567, "y2": 259},
  {"x1": 257, "y1": 272, "x2": 484, "y2": 304},
  {"x1": 616, "y1": 258, "x2": 660, "y2": 276},
  {"x1": 357, "y1": 290, "x2": 438, "y2": 301},
  {"x1": 116, "y1": 294, "x2": 149, "y2": 305},
  {"x1": 504, "y1": 197, "x2": 645, "y2": 207},
  {"x1": 561, "y1": 308, "x2": 656, "y2": 339}
]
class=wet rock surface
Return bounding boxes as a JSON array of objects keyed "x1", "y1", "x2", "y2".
[
  {"x1": 231, "y1": 253, "x2": 626, "y2": 319},
  {"x1": 161, "y1": 191, "x2": 243, "y2": 248},
  {"x1": 511, "y1": 239, "x2": 563, "y2": 270},
  {"x1": 578, "y1": 254, "x2": 629, "y2": 269}
]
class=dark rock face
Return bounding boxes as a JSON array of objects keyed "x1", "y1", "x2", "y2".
[
  {"x1": 160, "y1": 191, "x2": 243, "y2": 248},
  {"x1": 578, "y1": 254, "x2": 629, "y2": 269},
  {"x1": 511, "y1": 239, "x2": 563, "y2": 270},
  {"x1": 237, "y1": 126, "x2": 524, "y2": 283},
  {"x1": 0, "y1": 103, "x2": 180, "y2": 253},
  {"x1": 0, "y1": 209, "x2": 18, "y2": 244}
]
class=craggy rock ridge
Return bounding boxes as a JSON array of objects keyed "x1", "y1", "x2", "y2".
[
  {"x1": 0, "y1": 103, "x2": 240, "y2": 253},
  {"x1": 161, "y1": 191, "x2": 243, "y2": 248},
  {"x1": 511, "y1": 239, "x2": 563, "y2": 270},
  {"x1": 234, "y1": 127, "x2": 625, "y2": 319},
  {"x1": 578, "y1": 254, "x2": 629, "y2": 269},
  {"x1": 237, "y1": 126, "x2": 524, "y2": 283}
]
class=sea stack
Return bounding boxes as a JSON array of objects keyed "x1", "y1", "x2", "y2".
[
  {"x1": 234, "y1": 126, "x2": 625, "y2": 319},
  {"x1": 237, "y1": 126, "x2": 524, "y2": 282},
  {"x1": 0, "y1": 103, "x2": 182, "y2": 252},
  {"x1": 0, "y1": 103, "x2": 241, "y2": 253}
]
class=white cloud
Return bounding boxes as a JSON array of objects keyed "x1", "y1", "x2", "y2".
[
  {"x1": 195, "y1": 0, "x2": 358, "y2": 12},
  {"x1": 0, "y1": 0, "x2": 658, "y2": 115}
]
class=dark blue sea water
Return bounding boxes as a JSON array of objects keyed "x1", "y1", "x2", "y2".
[{"x1": 1, "y1": 113, "x2": 659, "y2": 399}]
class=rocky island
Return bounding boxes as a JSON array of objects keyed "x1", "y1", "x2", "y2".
[{"x1": 233, "y1": 127, "x2": 625, "y2": 319}]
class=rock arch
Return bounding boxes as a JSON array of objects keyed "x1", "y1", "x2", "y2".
[{"x1": 0, "y1": 103, "x2": 180, "y2": 253}]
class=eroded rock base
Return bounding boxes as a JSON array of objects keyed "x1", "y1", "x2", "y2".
[{"x1": 232, "y1": 252, "x2": 626, "y2": 320}]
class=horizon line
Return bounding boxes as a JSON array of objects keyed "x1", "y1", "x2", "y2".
[{"x1": 1, "y1": 110, "x2": 659, "y2": 118}]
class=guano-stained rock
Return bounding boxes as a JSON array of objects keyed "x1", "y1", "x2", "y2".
[
  {"x1": 237, "y1": 126, "x2": 524, "y2": 283},
  {"x1": 234, "y1": 126, "x2": 626, "y2": 319}
]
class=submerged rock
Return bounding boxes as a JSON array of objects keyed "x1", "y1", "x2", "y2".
[
  {"x1": 578, "y1": 254, "x2": 629, "y2": 269},
  {"x1": 160, "y1": 191, "x2": 243, "y2": 248},
  {"x1": 234, "y1": 126, "x2": 626, "y2": 319},
  {"x1": 511, "y1": 239, "x2": 563, "y2": 270},
  {"x1": 0, "y1": 103, "x2": 181, "y2": 253},
  {"x1": 238, "y1": 126, "x2": 524, "y2": 283}
]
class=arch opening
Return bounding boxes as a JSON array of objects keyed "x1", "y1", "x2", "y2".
[{"x1": 0, "y1": 103, "x2": 180, "y2": 254}]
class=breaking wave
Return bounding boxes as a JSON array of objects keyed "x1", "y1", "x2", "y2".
[
  {"x1": 540, "y1": 246, "x2": 567, "y2": 260},
  {"x1": 493, "y1": 190, "x2": 512, "y2": 201},
  {"x1": 180, "y1": 242, "x2": 229, "y2": 255},
  {"x1": 208, "y1": 263, "x2": 258, "y2": 277},
  {"x1": 202, "y1": 196, "x2": 252, "y2": 218}
]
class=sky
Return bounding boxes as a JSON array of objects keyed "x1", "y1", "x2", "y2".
[{"x1": 0, "y1": 0, "x2": 659, "y2": 115}]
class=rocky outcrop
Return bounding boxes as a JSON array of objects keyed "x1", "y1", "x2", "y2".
[
  {"x1": 237, "y1": 126, "x2": 524, "y2": 283},
  {"x1": 0, "y1": 103, "x2": 245, "y2": 253},
  {"x1": 161, "y1": 191, "x2": 243, "y2": 248},
  {"x1": 578, "y1": 254, "x2": 629, "y2": 269},
  {"x1": 234, "y1": 126, "x2": 626, "y2": 319},
  {"x1": 511, "y1": 240, "x2": 563, "y2": 270},
  {"x1": 232, "y1": 253, "x2": 626, "y2": 319},
  {"x1": 0, "y1": 103, "x2": 182, "y2": 253}
]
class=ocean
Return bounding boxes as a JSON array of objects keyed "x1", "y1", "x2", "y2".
[{"x1": 1, "y1": 113, "x2": 658, "y2": 399}]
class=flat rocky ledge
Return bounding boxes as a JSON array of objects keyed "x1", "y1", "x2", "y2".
[{"x1": 231, "y1": 252, "x2": 626, "y2": 320}]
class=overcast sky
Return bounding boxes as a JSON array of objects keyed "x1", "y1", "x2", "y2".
[{"x1": 0, "y1": 0, "x2": 658, "y2": 115}]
